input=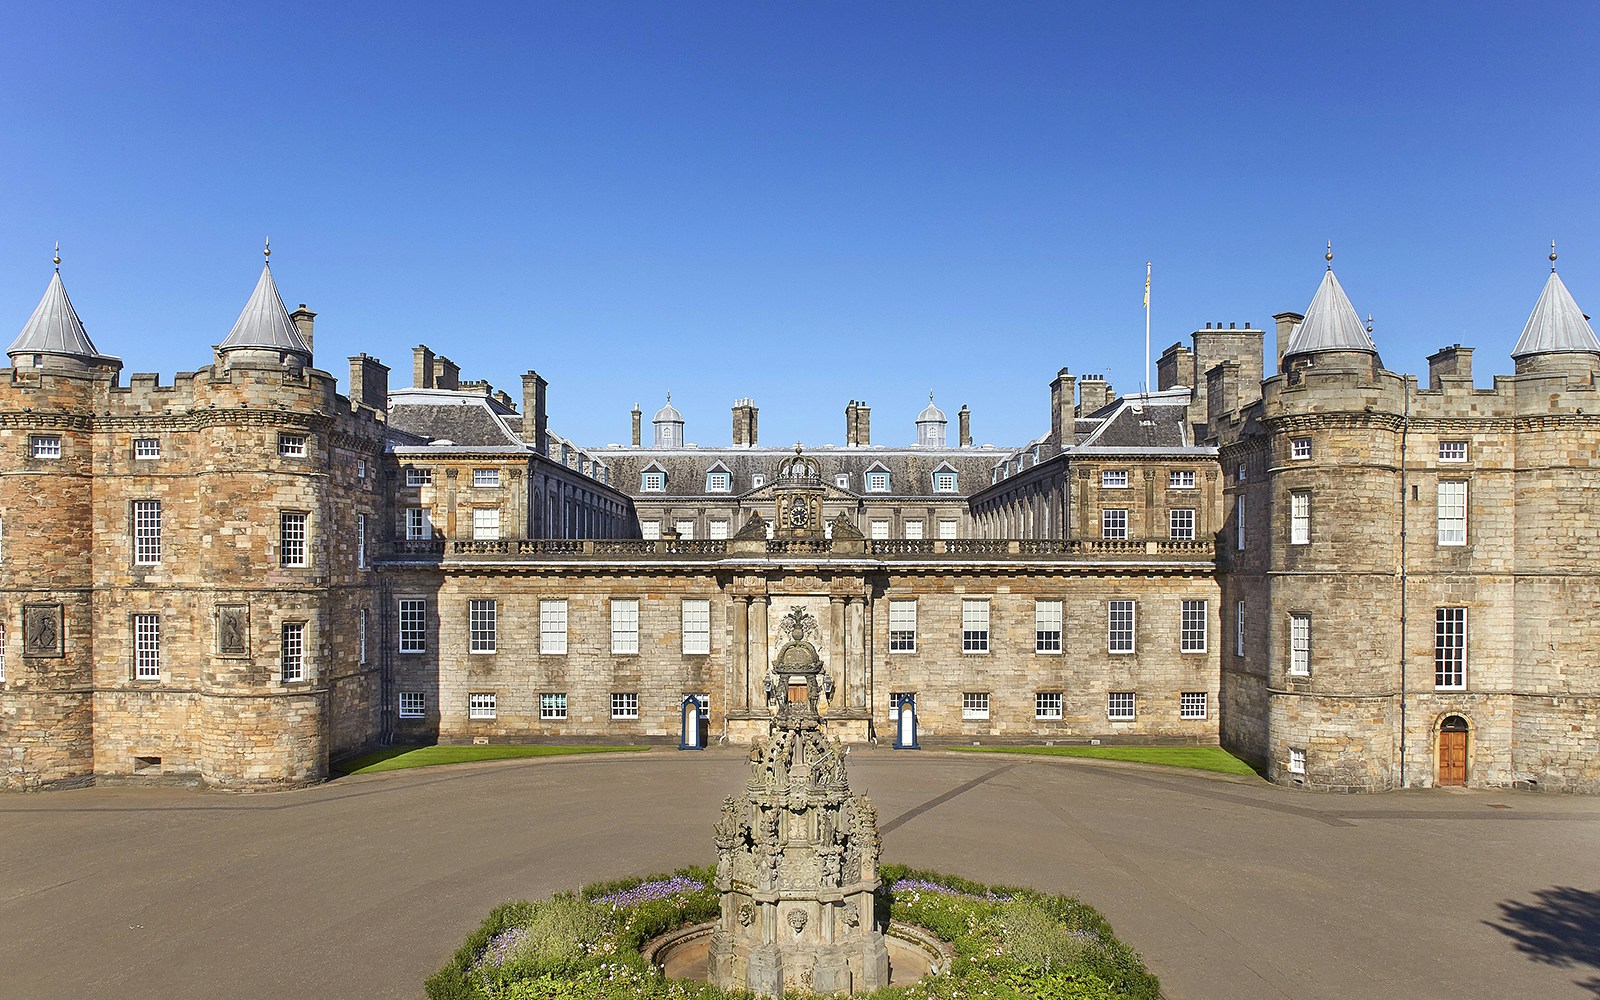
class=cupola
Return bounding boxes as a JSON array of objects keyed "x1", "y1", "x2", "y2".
[
  {"x1": 652, "y1": 393, "x2": 685, "y2": 448},
  {"x1": 915, "y1": 392, "x2": 948, "y2": 447}
]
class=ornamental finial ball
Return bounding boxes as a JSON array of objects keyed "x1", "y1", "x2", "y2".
[
  {"x1": 1551, "y1": 240, "x2": 1558, "y2": 269},
  {"x1": 52, "y1": 242, "x2": 60, "y2": 268},
  {"x1": 264, "y1": 237, "x2": 271, "y2": 262},
  {"x1": 1325, "y1": 240, "x2": 1333, "y2": 266}
]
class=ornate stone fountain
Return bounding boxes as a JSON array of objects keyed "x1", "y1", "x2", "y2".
[{"x1": 705, "y1": 606, "x2": 890, "y2": 996}]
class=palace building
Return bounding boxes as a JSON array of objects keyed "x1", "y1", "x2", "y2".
[{"x1": 2, "y1": 248, "x2": 1597, "y2": 793}]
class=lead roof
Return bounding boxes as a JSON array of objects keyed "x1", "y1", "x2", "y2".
[
  {"x1": 1511, "y1": 270, "x2": 1600, "y2": 359},
  {"x1": 1282, "y1": 268, "x2": 1378, "y2": 357},
  {"x1": 8, "y1": 271, "x2": 113, "y2": 360},
  {"x1": 218, "y1": 265, "x2": 311, "y2": 356}
]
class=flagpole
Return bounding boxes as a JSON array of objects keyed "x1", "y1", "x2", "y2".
[{"x1": 1144, "y1": 262, "x2": 1152, "y2": 395}]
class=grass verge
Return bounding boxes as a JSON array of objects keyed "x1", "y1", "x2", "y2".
[
  {"x1": 335, "y1": 744, "x2": 650, "y2": 776},
  {"x1": 949, "y1": 744, "x2": 1259, "y2": 776}
]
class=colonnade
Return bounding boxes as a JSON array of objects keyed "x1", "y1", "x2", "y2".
[{"x1": 729, "y1": 589, "x2": 874, "y2": 715}]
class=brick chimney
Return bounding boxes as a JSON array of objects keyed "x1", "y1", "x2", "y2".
[
  {"x1": 732, "y1": 398, "x2": 759, "y2": 447},
  {"x1": 1427, "y1": 345, "x2": 1474, "y2": 390},
  {"x1": 958, "y1": 404, "x2": 971, "y2": 447},
  {"x1": 347, "y1": 354, "x2": 390, "y2": 415},
  {"x1": 521, "y1": 371, "x2": 548, "y2": 455},
  {"x1": 289, "y1": 305, "x2": 316, "y2": 356},
  {"x1": 413, "y1": 345, "x2": 435, "y2": 389},
  {"x1": 1049, "y1": 369, "x2": 1076, "y2": 452}
]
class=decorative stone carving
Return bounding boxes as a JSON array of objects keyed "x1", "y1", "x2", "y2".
[
  {"x1": 216, "y1": 604, "x2": 250, "y2": 656},
  {"x1": 22, "y1": 603, "x2": 62, "y2": 657}
]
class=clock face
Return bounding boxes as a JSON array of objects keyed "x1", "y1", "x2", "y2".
[{"x1": 788, "y1": 497, "x2": 810, "y2": 528}]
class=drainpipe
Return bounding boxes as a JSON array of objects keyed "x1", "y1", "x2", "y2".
[{"x1": 1398, "y1": 381, "x2": 1410, "y2": 788}]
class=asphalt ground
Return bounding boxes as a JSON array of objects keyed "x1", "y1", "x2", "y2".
[{"x1": 2, "y1": 748, "x2": 1597, "y2": 1000}]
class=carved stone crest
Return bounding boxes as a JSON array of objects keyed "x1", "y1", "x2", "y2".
[
  {"x1": 22, "y1": 603, "x2": 62, "y2": 657},
  {"x1": 216, "y1": 604, "x2": 250, "y2": 656}
]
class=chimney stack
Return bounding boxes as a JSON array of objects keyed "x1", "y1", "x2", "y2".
[
  {"x1": 290, "y1": 305, "x2": 316, "y2": 356},
  {"x1": 347, "y1": 354, "x2": 390, "y2": 416},
  {"x1": 845, "y1": 401, "x2": 858, "y2": 446},
  {"x1": 631, "y1": 403, "x2": 642, "y2": 447},
  {"x1": 1427, "y1": 344, "x2": 1474, "y2": 390},
  {"x1": 855, "y1": 401, "x2": 871, "y2": 446},
  {"x1": 1273, "y1": 312, "x2": 1304, "y2": 374},
  {"x1": 1077, "y1": 375, "x2": 1111, "y2": 416},
  {"x1": 1049, "y1": 368, "x2": 1076, "y2": 452},
  {"x1": 413, "y1": 345, "x2": 435, "y2": 389},
  {"x1": 521, "y1": 371, "x2": 548, "y2": 455},
  {"x1": 432, "y1": 356, "x2": 460, "y2": 391},
  {"x1": 958, "y1": 404, "x2": 972, "y2": 447},
  {"x1": 732, "y1": 398, "x2": 759, "y2": 447},
  {"x1": 1157, "y1": 342, "x2": 1193, "y2": 391}
]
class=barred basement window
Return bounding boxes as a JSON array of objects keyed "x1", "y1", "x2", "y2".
[
  {"x1": 398, "y1": 692, "x2": 424, "y2": 718},
  {"x1": 962, "y1": 692, "x2": 990, "y2": 720},
  {"x1": 1035, "y1": 692, "x2": 1063, "y2": 720},
  {"x1": 541, "y1": 693, "x2": 567, "y2": 720},
  {"x1": 1107, "y1": 692, "x2": 1135, "y2": 720},
  {"x1": 611, "y1": 692, "x2": 639, "y2": 720},
  {"x1": 1034, "y1": 600, "x2": 1063, "y2": 653},
  {"x1": 280, "y1": 622, "x2": 305, "y2": 682},
  {"x1": 1438, "y1": 481, "x2": 1467, "y2": 546},
  {"x1": 472, "y1": 468, "x2": 500, "y2": 488},
  {"x1": 682, "y1": 599, "x2": 711, "y2": 654},
  {"x1": 1181, "y1": 691, "x2": 1208, "y2": 720},
  {"x1": 1439, "y1": 440, "x2": 1467, "y2": 462},
  {"x1": 1108, "y1": 600, "x2": 1135, "y2": 653},
  {"x1": 133, "y1": 500, "x2": 162, "y2": 565},
  {"x1": 279, "y1": 512, "x2": 308, "y2": 567},
  {"x1": 1181, "y1": 600, "x2": 1208, "y2": 653},
  {"x1": 961, "y1": 599, "x2": 989, "y2": 653},
  {"x1": 1168, "y1": 470, "x2": 1195, "y2": 489},
  {"x1": 134, "y1": 437, "x2": 160, "y2": 459},
  {"x1": 1102, "y1": 508, "x2": 1128, "y2": 540},
  {"x1": 472, "y1": 507, "x2": 501, "y2": 541},
  {"x1": 1169, "y1": 508, "x2": 1195, "y2": 540},
  {"x1": 1288, "y1": 748, "x2": 1306, "y2": 774},
  {"x1": 888, "y1": 600, "x2": 917, "y2": 652},
  {"x1": 469, "y1": 600, "x2": 497, "y2": 653},
  {"x1": 405, "y1": 467, "x2": 432, "y2": 487},
  {"x1": 1102, "y1": 470, "x2": 1128, "y2": 488},
  {"x1": 133, "y1": 614, "x2": 160, "y2": 680},
  {"x1": 31, "y1": 435, "x2": 60, "y2": 459},
  {"x1": 278, "y1": 433, "x2": 306, "y2": 457},
  {"x1": 1435, "y1": 607, "x2": 1467, "y2": 689},
  {"x1": 405, "y1": 507, "x2": 433, "y2": 540},
  {"x1": 1290, "y1": 492, "x2": 1310, "y2": 545},
  {"x1": 1291, "y1": 437, "x2": 1311, "y2": 460},
  {"x1": 1289, "y1": 613, "x2": 1311, "y2": 676},
  {"x1": 468, "y1": 692, "x2": 496, "y2": 720},
  {"x1": 539, "y1": 599, "x2": 568, "y2": 654},
  {"x1": 611, "y1": 599, "x2": 640, "y2": 654},
  {"x1": 398, "y1": 599, "x2": 426, "y2": 653}
]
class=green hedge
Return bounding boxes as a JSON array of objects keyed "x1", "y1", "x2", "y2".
[{"x1": 428, "y1": 864, "x2": 1159, "y2": 1000}]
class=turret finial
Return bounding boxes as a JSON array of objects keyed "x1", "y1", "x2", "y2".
[
  {"x1": 53, "y1": 242, "x2": 60, "y2": 270},
  {"x1": 1325, "y1": 240, "x2": 1334, "y2": 268},
  {"x1": 929, "y1": 390, "x2": 934, "y2": 402},
  {"x1": 1366, "y1": 314, "x2": 1374, "y2": 334},
  {"x1": 264, "y1": 237, "x2": 271, "y2": 264},
  {"x1": 1551, "y1": 240, "x2": 1558, "y2": 271}
]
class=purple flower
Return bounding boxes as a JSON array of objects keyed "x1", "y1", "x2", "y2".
[
  {"x1": 592, "y1": 876, "x2": 707, "y2": 908},
  {"x1": 891, "y1": 878, "x2": 1012, "y2": 902}
]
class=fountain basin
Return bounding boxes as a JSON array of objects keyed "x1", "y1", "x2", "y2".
[{"x1": 644, "y1": 920, "x2": 952, "y2": 989}]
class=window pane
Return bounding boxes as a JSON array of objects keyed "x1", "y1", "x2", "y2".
[
  {"x1": 611, "y1": 692, "x2": 639, "y2": 719},
  {"x1": 1107, "y1": 692, "x2": 1135, "y2": 719},
  {"x1": 1289, "y1": 614, "x2": 1311, "y2": 675},
  {"x1": 682, "y1": 599, "x2": 711, "y2": 654},
  {"x1": 1169, "y1": 508, "x2": 1195, "y2": 540},
  {"x1": 469, "y1": 599, "x2": 497, "y2": 653},
  {"x1": 961, "y1": 599, "x2": 989, "y2": 653},
  {"x1": 1181, "y1": 691, "x2": 1207, "y2": 719},
  {"x1": 541, "y1": 692, "x2": 568, "y2": 720},
  {"x1": 1290, "y1": 492, "x2": 1310, "y2": 545},
  {"x1": 611, "y1": 599, "x2": 640, "y2": 654},
  {"x1": 1035, "y1": 692, "x2": 1063, "y2": 719},
  {"x1": 888, "y1": 600, "x2": 917, "y2": 652},
  {"x1": 1035, "y1": 600, "x2": 1062, "y2": 653},
  {"x1": 134, "y1": 500, "x2": 162, "y2": 565},
  {"x1": 540, "y1": 600, "x2": 568, "y2": 654},
  {"x1": 134, "y1": 615, "x2": 160, "y2": 680},
  {"x1": 1435, "y1": 607, "x2": 1466, "y2": 688},
  {"x1": 280, "y1": 512, "x2": 307, "y2": 566},
  {"x1": 961, "y1": 692, "x2": 990, "y2": 720},
  {"x1": 1108, "y1": 600, "x2": 1135, "y2": 653},
  {"x1": 1438, "y1": 481, "x2": 1467, "y2": 546},
  {"x1": 1181, "y1": 600, "x2": 1207, "y2": 652},
  {"x1": 399, "y1": 599, "x2": 427, "y2": 652}
]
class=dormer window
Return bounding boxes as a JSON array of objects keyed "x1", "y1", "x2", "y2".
[
  {"x1": 642, "y1": 470, "x2": 666, "y2": 492},
  {"x1": 278, "y1": 433, "x2": 307, "y2": 458},
  {"x1": 706, "y1": 470, "x2": 731, "y2": 493},
  {"x1": 933, "y1": 470, "x2": 958, "y2": 493},
  {"x1": 473, "y1": 468, "x2": 501, "y2": 488},
  {"x1": 866, "y1": 471, "x2": 890, "y2": 493},
  {"x1": 835, "y1": 474, "x2": 850, "y2": 490}
]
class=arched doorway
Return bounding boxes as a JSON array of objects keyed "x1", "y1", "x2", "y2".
[{"x1": 1438, "y1": 715, "x2": 1469, "y2": 786}]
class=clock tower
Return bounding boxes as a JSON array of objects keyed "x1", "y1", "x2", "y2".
[{"x1": 772, "y1": 445, "x2": 825, "y2": 541}]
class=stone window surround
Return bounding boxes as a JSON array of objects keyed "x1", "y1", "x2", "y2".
[
  {"x1": 468, "y1": 692, "x2": 497, "y2": 720},
  {"x1": 541, "y1": 692, "x2": 568, "y2": 720},
  {"x1": 961, "y1": 692, "x2": 990, "y2": 720},
  {"x1": 960, "y1": 599, "x2": 990, "y2": 654},
  {"x1": 1181, "y1": 691, "x2": 1208, "y2": 720},
  {"x1": 1107, "y1": 691, "x2": 1136, "y2": 720},
  {"x1": 540, "y1": 599, "x2": 568, "y2": 654},
  {"x1": 399, "y1": 691, "x2": 425, "y2": 718},
  {"x1": 1035, "y1": 691, "x2": 1063, "y2": 720},
  {"x1": 1034, "y1": 600, "x2": 1063, "y2": 654}
]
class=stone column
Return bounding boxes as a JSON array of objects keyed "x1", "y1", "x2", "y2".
[
  {"x1": 510, "y1": 468, "x2": 527, "y2": 538},
  {"x1": 733, "y1": 596, "x2": 750, "y2": 708},
  {"x1": 830, "y1": 596, "x2": 847, "y2": 707},
  {"x1": 751, "y1": 596, "x2": 770, "y2": 699},
  {"x1": 857, "y1": 588, "x2": 873, "y2": 712}
]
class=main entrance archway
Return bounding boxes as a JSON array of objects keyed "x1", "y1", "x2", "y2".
[{"x1": 1438, "y1": 715, "x2": 1469, "y2": 786}]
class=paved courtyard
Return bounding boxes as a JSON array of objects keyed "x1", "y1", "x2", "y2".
[{"x1": 2, "y1": 749, "x2": 1597, "y2": 1000}]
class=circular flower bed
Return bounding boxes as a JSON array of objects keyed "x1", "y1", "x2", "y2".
[{"x1": 427, "y1": 864, "x2": 1160, "y2": 1000}]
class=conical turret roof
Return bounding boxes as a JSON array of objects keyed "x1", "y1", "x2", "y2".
[
  {"x1": 1283, "y1": 268, "x2": 1377, "y2": 357},
  {"x1": 219, "y1": 264, "x2": 310, "y2": 355},
  {"x1": 1511, "y1": 270, "x2": 1598, "y2": 359},
  {"x1": 8, "y1": 271, "x2": 110, "y2": 360}
]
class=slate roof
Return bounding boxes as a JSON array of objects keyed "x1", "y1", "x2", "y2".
[
  {"x1": 1283, "y1": 268, "x2": 1377, "y2": 357},
  {"x1": 387, "y1": 390, "x2": 525, "y2": 448},
  {"x1": 1511, "y1": 270, "x2": 1600, "y2": 359},
  {"x1": 1076, "y1": 396, "x2": 1190, "y2": 448},
  {"x1": 218, "y1": 265, "x2": 310, "y2": 356},
  {"x1": 597, "y1": 446, "x2": 1004, "y2": 500},
  {"x1": 8, "y1": 271, "x2": 112, "y2": 360}
]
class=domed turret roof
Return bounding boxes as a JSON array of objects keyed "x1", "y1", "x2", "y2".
[
  {"x1": 8, "y1": 269, "x2": 112, "y2": 361},
  {"x1": 218, "y1": 263, "x2": 310, "y2": 357},
  {"x1": 653, "y1": 394, "x2": 683, "y2": 423},
  {"x1": 1511, "y1": 269, "x2": 1599, "y2": 359},
  {"x1": 916, "y1": 393, "x2": 947, "y2": 424},
  {"x1": 1283, "y1": 266, "x2": 1377, "y2": 358}
]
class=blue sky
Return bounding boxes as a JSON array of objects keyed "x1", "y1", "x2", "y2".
[{"x1": 3, "y1": 2, "x2": 1597, "y2": 448}]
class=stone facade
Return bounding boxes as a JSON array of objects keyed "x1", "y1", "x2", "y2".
[{"x1": 3, "y1": 255, "x2": 1598, "y2": 793}]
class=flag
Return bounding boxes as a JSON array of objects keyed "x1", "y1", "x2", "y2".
[{"x1": 1143, "y1": 272, "x2": 1150, "y2": 310}]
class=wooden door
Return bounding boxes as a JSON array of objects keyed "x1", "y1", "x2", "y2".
[{"x1": 1438, "y1": 730, "x2": 1468, "y2": 786}]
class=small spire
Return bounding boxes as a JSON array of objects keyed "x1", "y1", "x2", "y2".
[
  {"x1": 1325, "y1": 240, "x2": 1334, "y2": 269},
  {"x1": 263, "y1": 236, "x2": 271, "y2": 264},
  {"x1": 929, "y1": 390, "x2": 934, "y2": 402},
  {"x1": 1551, "y1": 239, "x2": 1558, "y2": 271},
  {"x1": 666, "y1": 390, "x2": 671, "y2": 403},
  {"x1": 52, "y1": 242, "x2": 60, "y2": 270}
]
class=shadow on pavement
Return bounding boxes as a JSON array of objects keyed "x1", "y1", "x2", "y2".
[{"x1": 1485, "y1": 886, "x2": 1600, "y2": 997}]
